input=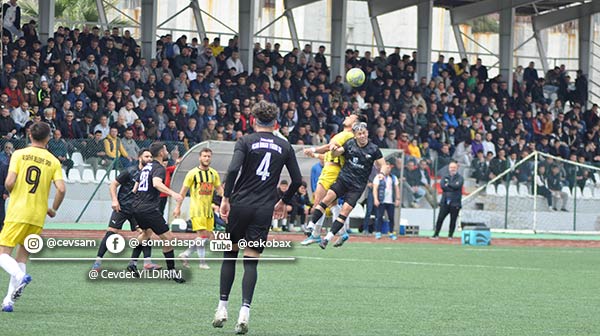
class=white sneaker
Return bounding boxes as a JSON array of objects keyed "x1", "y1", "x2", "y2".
[
  {"x1": 212, "y1": 307, "x2": 228, "y2": 328},
  {"x1": 199, "y1": 263, "x2": 210, "y2": 270},
  {"x1": 235, "y1": 310, "x2": 249, "y2": 334},
  {"x1": 178, "y1": 253, "x2": 190, "y2": 269}
]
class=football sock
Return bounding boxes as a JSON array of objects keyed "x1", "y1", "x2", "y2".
[
  {"x1": 330, "y1": 215, "x2": 346, "y2": 235},
  {"x1": 240, "y1": 305, "x2": 250, "y2": 318},
  {"x1": 219, "y1": 250, "x2": 239, "y2": 301},
  {"x1": 3, "y1": 275, "x2": 17, "y2": 305},
  {"x1": 312, "y1": 213, "x2": 326, "y2": 237},
  {"x1": 310, "y1": 206, "x2": 326, "y2": 231},
  {"x1": 142, "y1": 245, "x2": 152, "y2": 265},
  {"x1": 163, "y1": 249, "x2": 175, "y2": 270},
  {"x1": 3, "y1": 263, "x2": 24, "y2": 306},
  {"x1": 96, "y1": 231, "x2": 115, "y2": 259},
  {"x1": 0, "y1": 254, "x2": 25, "y2": 280},
  {"x1": 324, "y1": 231, "x2": 334, "y2": 241},
  {"x1": 196, "y1": 238, "x2": 207, "y2": 263},
  {"x1": 241, "y1": 256, "x2": 258, "y2": 308},
  {"x1": 130, "y1": 244, "x2": 144, "y2": 265},
  {"x1": 181, "y1": 246, "x2": 195, "y2": 258},
  {"x1": 218, "y1": 300, "x2": 228, "y2": 310}
]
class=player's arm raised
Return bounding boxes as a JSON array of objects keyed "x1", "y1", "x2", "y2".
[
  {"x1": 331, "y1": 146, "x2": 345, "y2": 158},
  {"x1": 303, "y1": 143, "x2": 330, "y2": 158},
  {"x1": 222, "y1": 138, "x2": 247, "y2": 222}
]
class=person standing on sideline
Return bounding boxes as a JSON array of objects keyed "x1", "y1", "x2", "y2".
[
  {"x1": 432, "y1": 161, "x2": 463, "y2": 239},
  {"x1": 372, "y1": 161, "x2": 400, "y2": 240}
]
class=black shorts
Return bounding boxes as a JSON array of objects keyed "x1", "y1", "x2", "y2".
[
  {"x1": 330, "y1": 179, "x2": 365, "y2": 208},
  {"x1": 133, "y1": 208, "x2": 170, "y2": 235},
  {"x1": 108, "y1": 210, "x2": 139, "y2": 231},
  {"x1": 227, "y1": 206, "x2": 273, "y2": 253}
]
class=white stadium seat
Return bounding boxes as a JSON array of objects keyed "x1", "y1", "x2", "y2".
[
  {"x1": 496, "y1": 184, "x2": 507, "y2": 196},
  {"x1": 574, "y1": 187, "x2": 583, "y2": 199},
  {"x1": 485, "y1": 184, "x2": 496, "y2": 196},
  {"x1": 518, "y1": 183, "x2": 529, "y2": 197},
  {"x1": 95, "y1": 170, "x2": 108, "y2": 183},
  {"x1": 81, "y1": 169, "x2": 96, "y2": 184},
  {"x1": 349, "y1": 203, "x2": 365, "y2": 218},
  {"x1": 68, "y1": 169, "x2": 82, "y2": 183},
  {"x1": 508, "y1": 185, "x2": 519, "y2": 197},
  {"x1": 71, "y1": 152, "x2": 90, "y2": 168},
  {"x1": 61, "y1": 169, "x2": 69, "y2": 183},
  {"x1": 561, "y1": 186, "x2": 572, "y2": 197},
  {"x1": 582, "y1": 187, "x2": 593, "y2": 199},
  {"x1": 108, "y1": 169, "x2": 117, "y2": 182}
]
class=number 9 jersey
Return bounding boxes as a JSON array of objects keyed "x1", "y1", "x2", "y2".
[{"x1": 6, "y1": 146, "x2": 63, "y2": 227}]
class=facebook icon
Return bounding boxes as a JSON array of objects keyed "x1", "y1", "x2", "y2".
[{"x1": 105, "y1": 234, "x2": 126, "y2": 254}]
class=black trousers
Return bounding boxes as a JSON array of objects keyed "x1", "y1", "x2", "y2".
[{"x1": 434, "y1": 204, "x2": 460, "y2": 238}]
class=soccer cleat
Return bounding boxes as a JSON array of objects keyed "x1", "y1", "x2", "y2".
[
  {"x1": 389, "y1": 233, "x2": 397, "y2": 240},
  {"x1": 319, "y1": 239, "x2": 329, "y2": 250},
  {"x1": 300, "y1": 235, "x2": 321, "y2": 246},
  {"x1": 333, "y1": 233, "x2": 349, "y2": 248},
  {"x1": 91, "y1": 262, "x2": 101, "y2": 271},
  {"x1": 11, "y1": 274, "x2": 32, "y2": 301},
  {"x1": 126, "y1": 264, "x2": 140, "y2": 278},
  {"x1": 167, "y1": 270, "x2": 186, "y2": 283},
  {"x1": 375, "y1": 232, "x2": 382, "y2": 239},
  {"x1": 178, "y1": 253, "x2": 190, "y2": 269},
  {"x1": 235, "y1": 310, "x2": 249, "y2": 334},
  {"x1": 212, "y1": 307, "x2": 228, "y2": 328},
  {"x1": 144, "y1": 263, "x2": 162, "y2": 271},
  {"x1": 2, "y1": 303, "x2": 13, "y2": 312},
  {"x1": 199, "y1": 263, "x2": 210, "y2": 270},
  {"x1": 303, "y1": 224, "x2": 314, "y2": 237}
]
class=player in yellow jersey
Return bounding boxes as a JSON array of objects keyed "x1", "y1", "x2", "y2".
[
  {"x1": 300, "y1": 113, "x2": 363, "y2": 246},
  {"x1": 174, "y1": 148, "x2": 223, "y2": 270},
  {"x1": 0, "y1": 122, "x2": 66, "y2": 312}
]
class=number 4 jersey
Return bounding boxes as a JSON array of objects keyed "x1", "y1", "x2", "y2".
[
  {"x1": 224, "y1": 132, "x2": 302, "y2": 208},
  {"x1": 6, "y1": 146, "x2": 63, "y2": 227}
]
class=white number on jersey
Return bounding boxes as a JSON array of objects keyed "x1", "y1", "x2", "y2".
[
  {"x1": 138, "y1": 170, "x2": 150, "y2": 191},
  {"x1": 255, "y1": 152, "x2": 272, "y2": 181}
]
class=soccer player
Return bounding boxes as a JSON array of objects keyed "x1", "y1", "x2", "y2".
[
  {"x1": 0, "y1": 122, "x2": 66, "y2": 312},
  {"x1": 212, "y1": 101, "x2": 302, "y2": 334},
  {"x1": 301, "y1": 113, "x2": 361, "y2": 247},
  {"x1": 91, "y1": 148, "x2": 161, "y2": 272},
  {"x1": 132, "y1": 142, "x2": 185, "y2": 283},
  {"x1": 309, "y1": 122, "x2": 386, "y2": 249},
  {"x1": 173, "y1": 147, "x2": 223, "y2": 270}
]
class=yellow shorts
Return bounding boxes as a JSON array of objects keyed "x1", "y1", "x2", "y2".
[
  {"x1": 0, "y1": 222, "x2": 43, "y2": 248},
  {"x1": 191, "y1": 216, "x2": 214, "y2": 232},
  {"x1": 317, "y1": 164, "x2": 341, "y2": 190}
]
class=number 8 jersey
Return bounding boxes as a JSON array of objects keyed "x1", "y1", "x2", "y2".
[
  {"x1": 6, "y1": 146, "x2": 63, "y2": 227},
  {"x1": 224, "y1": 132, "x2": 302, "y2": 208}
]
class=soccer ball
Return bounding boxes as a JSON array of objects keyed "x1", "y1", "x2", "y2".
[
  {"x1": 346, "y1": 68, "x2": 366, "y2": 87},
  {"x1": 172, "y1": 218, "x2": 187, "y2": 231}
]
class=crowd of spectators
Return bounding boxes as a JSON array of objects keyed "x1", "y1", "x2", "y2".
[{"x1": 0, "y1": 3, "x2": 598, "y2": 204}]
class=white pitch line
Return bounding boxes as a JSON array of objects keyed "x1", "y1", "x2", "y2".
[
  {"x1": 29, "y1": 257, "x2": 295, "y2": 261},
  {"x1": 289, "y1": 255, "x2": 543, "y2": 272}
]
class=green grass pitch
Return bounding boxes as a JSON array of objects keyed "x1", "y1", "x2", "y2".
[{"x1": 2, "y1": 241, "x2": 600, "y2": 335}]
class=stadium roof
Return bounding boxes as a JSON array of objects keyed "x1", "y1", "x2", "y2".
[{"x1": 433, "y1": 1, "x2": 584, "y2": 16}]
